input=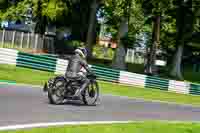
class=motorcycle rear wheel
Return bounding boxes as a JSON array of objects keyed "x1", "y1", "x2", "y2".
[{"x1": 48, "y1": 78, "x2": 66, "y2": 105}]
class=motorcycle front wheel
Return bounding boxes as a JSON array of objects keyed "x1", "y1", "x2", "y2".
[
  {"x1": 48, "y1": 78, "x2": 66, "y2": 105},
  {"x1": 82, "y1": 80, "x2": 99, "y2": 105}
]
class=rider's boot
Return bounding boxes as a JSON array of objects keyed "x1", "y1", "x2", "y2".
[{"x1": 74, "y1": 79, "x2": 90, "y2": 97}]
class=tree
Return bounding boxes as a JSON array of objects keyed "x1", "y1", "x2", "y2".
[
  {"x1": 170, "y1": 0, "x2": 199, "y2": 79},
  {"x1": 103, "y1": 0, "x2": 145, "y2": 70},
  {"x1": 85, "y1": 0, "x2": 102, "y2": 58},
  {"x1": 0, "y1": 0, "x2": 28, "y2": 21},
  {"x1": 1, "y1": 0, "x2": 102, "y2": 54},
  {"x1": 0, "y1": 0, "x2": 70, "y2": 22},
  {"x1": 0, "y1": 0, "x2": 71, "y2": 32},
  {"x1": 34, "y1": 0, "x2": 46, "y2": 34},
  {"x1": 142, "y1": 0, "x2": 175, "y2": 75},
  {"x1": 0, "y1": 0, "x2": 8, "y2": 20},
  {"x1": 112, "y1": 18, "x2": 128, "y2": 70}
]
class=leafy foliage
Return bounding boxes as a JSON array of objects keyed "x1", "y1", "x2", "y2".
[
  {"x1": 102, "y1": 0, "x2": 145, "y2": 48},
  {"x1": 141, "y1": 0, "x2": 177, "y2": 53},
  {"x1": 39, "y1": 0, "x2": 69, "y2": 21},
  {"x1": 0, "y1": 0, "x2": 70, "y2": 22},
  {"x1": 0, "y1": 0, "x2": 30, "y2": 21}
]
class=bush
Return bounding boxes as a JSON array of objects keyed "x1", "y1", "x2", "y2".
[{"x1": 93, "y1": 45, "x2": 115, "y2": 60}]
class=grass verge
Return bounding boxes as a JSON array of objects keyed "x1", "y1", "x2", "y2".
[
  {"x1": 1, "y1": 64, "x2": 200, "y2": 106},
  {"x1": 0, "y1": 65, "x2": 54, "y2": 85},
  {"x1": 1, "y1": 122, "x2": 200, "y2": 133}
]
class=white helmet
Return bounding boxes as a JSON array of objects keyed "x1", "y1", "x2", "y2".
[{"x1": 75, "y1": 47, "x2": 87, "y2": 58}]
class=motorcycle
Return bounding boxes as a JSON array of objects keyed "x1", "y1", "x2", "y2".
[{"x1": 43, "y1": 72, "x2": 99, "y2": 105}]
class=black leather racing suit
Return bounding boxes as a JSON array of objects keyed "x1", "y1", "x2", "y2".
[{"x1": 65, "y1": 54, "x2": 91, "y2": 96}]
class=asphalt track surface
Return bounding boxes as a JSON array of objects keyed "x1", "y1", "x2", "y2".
[{"x1": 1, "y1": 84, "x2": 200, "y2": 127}]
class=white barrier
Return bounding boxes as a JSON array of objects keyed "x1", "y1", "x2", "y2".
[
  {"x1": 1, "y1": 48, "x2": 200, "y2": 96},
  {"x1": 168, "y1": 80, "x2": 190, "y2": 94},
  {"x1": 119, "y1": 71, "x2": 146, "y2": 87},
  {"x1": 55, "y1": 59, "x2": 69, "y2": 75},
  {"x1": 0, "y1": 48, "x2": 18, "y2": 66}
]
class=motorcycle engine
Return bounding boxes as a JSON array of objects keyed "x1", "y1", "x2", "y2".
[{"x1": 66, "y1": 81, "x2": 80, "y2": 95}]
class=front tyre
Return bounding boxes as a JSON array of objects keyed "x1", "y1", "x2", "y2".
[
  {"x1": 48, "y1": 78, "x2": 66, "y2": 105},
  {"x1": 83, "y1": 81, "x2": 99, "y2": 105}
]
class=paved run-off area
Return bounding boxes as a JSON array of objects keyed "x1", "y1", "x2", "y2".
[{"x1": 1, "y1": 84, "x2": 200, "y2": 127}]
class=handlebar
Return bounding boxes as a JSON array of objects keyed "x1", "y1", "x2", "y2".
[{"x1": 87, "y1": 72, "x2": 97, "y2": 79}]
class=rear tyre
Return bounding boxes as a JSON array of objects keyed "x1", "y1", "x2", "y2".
[
  {"x1": 48, "y1": 78, "x2": 66, "y2": 105},
  {"x1": 83, "y1": 81, "x2": 99, "y2": 105}
]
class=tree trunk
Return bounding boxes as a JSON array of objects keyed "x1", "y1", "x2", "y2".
[
  {"x1": 86, "y1": 0, "x2": 99, "y2": 58},
  {"x1": 34, "y1": 0, "x2": 47, "y2": 35},
  {"x1": 112, "y1": 41, "x2": 127, "y2": 70},
  {"x1": 170, "y1": 0, "x2": 193, "y2": 80},
  {"x1": 112, "y1": 18, "x2": 128, "y2": 70},
  {"x1": 170, "y1": 42, "x2": 184, "y2": 80},
  {"x1": 145, "y1": 15, "x2": 161, "y2": 75}
]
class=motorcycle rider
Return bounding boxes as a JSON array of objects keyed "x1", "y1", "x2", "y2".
[{"x1": 65, "y1": 47, "x2": 92, "y2": 97}]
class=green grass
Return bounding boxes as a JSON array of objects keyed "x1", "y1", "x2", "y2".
[
  {"x1": 0, "y1": 43, "x2": 21, "y2": 49},
  {"x1": 1, "y1": 64, "x2": 200, "y2": 106},
  {"x1": 0, "y1": 65, "x2": 54, "y2": 85},
  {"x1": 0, "y1": 43, "x2": 38, "y2": 53},
  {"x1": 1, "y1": 122, "x2": 200, "y2": 133},
  {"x1": 101, "y1": 82, "x2": 200, "y2": 106}
]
